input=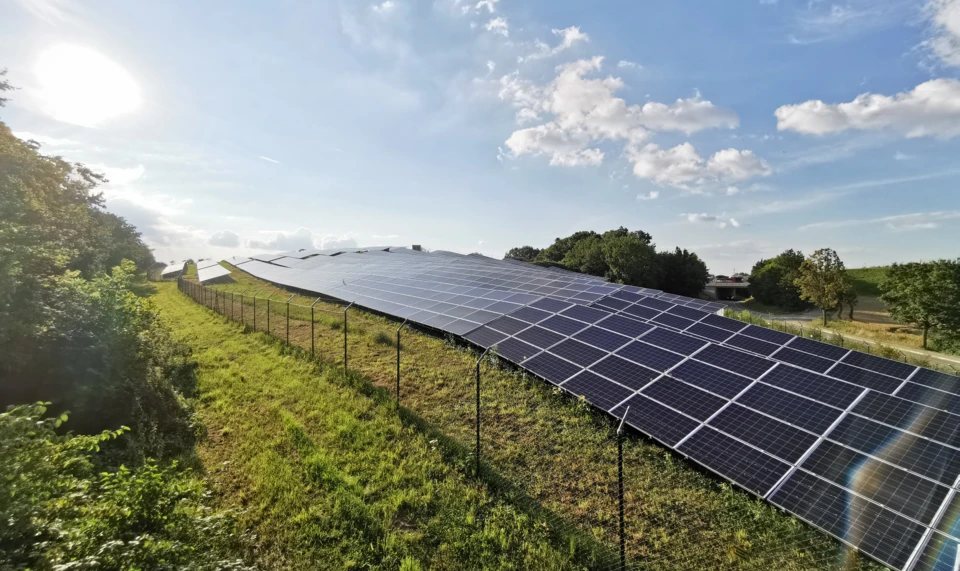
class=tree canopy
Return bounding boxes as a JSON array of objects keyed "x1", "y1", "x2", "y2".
[
  {"x1": 503, "y1": 227, "x2": 708, "y2": 297},
  {"x1": 795, "y1": 248, "x2": 851, "y2": 326},
  {"x1": 749, "y1": 250, "x2": 808, "y2": 311},
  {"x1": 880, "y1": 260, "x2": 960, "y2": 348}
]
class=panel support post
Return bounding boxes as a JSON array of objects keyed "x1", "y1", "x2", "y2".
[
  {"x1": 475, "y1": 347, "x2": 490, "y2": 478},
  {"x1": 343, "y1": 302, "x2": 354, "y2": 370},
  {"x1": 397, "y1": 319, "x2": 408, "y2": 405},
  {"x1": 618, "y1": 407, "x2": 630, "y2": 571},
  {"x1": 284, "y1": 294, "x2": 295, "y2": 345},
  {"x1": 253, "y1": 295, "x2": 257, "y2": 331},
  {"x1": 310, "y1": 297, "x2": 322, "y2": 358}
]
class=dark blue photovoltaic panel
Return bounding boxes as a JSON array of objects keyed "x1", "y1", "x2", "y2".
[
  {"x1": 615, "y1": 341, "x2": 685, "y2": 372},
  {"x1": 463, "y1": 309, "x2": 501, "y2": 323},
  {"x1": 911, "y1": 368, "x2": 960, "y2": 393},
  {"x1": 529, "y1": 297, "x2": 573, "y2": 313},
  {"x1": 739, "y1": 324, "x2": 794, "y2": 345},
  {"x1": 896, "y1": 382, "x2": 960, "y2": 413},
  {"x1": 539, "y1": 315, "x2": 588, "y2": 336},
  {"x1": 486, "y1": 315, "x2": 530, "y2": 336},
  {"x1": 800, "y1": 439, "x2": 949, "y2": 525},
  {"x1": 936, "y1": 496, "x2": 960, "y2": 539},
  {"x1": 762, "y1": 365, "x2": 863, "y2": 408},
  {"x1": 590, "y1": 355, "x2": 660, "y2": 391},
  {"x1": 842, "y1": 351, "x2": 918, "y2": 380},
  {"x1": 545, "y1": 339, "x2": 604, "y2": 368},
  {"x1": 561, "y1": 371, "x2": 634, "y2": 412},
  {"x1": 913, "y1": 534, "x2": 960, "y2": 571},
  {"x1": 678, "y1": 427, "x2": 791, "y2": 496},
  {"x1": 736, "y1": 383, "x2": 843, "y2": 434},
  {"x1": 610, "y1": 290, "x2": 645, "y2": 303},
  {"x1": 573, "y1": 326, "x2": 632, "y2": 352},
  {"x1": 522, "y1": 352, "x2": 581, "y2": 384},
  {"x1": 828, "y1": 415, "x2": 960, "y2": 486},
  {"x1": 515, "y1": 326, "x2": 564, "y2": 349},
  {"x1": 695, "y1": 344, "x2": 775, "y2": 379},
  {"x1": 464, "y1": 326, "x2": 508, "y2": 348},
  {"x1": 612, "y1": 394, "x2": 700, "y2": 446},
  {"x1": 494, "y1": 337, "x2": 540, "y2": 363},
  {"x1": 669, "y1": 360, "x2": 752, "y2": 399},
  {"x1": 446, "y1": 319, "x2": 480, "y2": 335},
  {"x1": 483, "y1": 301, "x2": 524, "y2": 315},
  {"x1": 599, "y1": 314, "x2": 654, "y2": 338},
  {"x1": 510, "y1": 306, "x2": 552, "y2": 324},
  {"x1": 770, "y1": 347, "x2": 835, "y2": 374},
  {"x1": 830, "y1": 363, "x2": 902, "y2": 393},
  {"x1": 560, "y1": 304, "x2": 609, "y2": 324},
  {"x1": 651, "y1": 312, "x2": 697, "y2": 331},
  {"x1": 785, "y1": 336, "x2": 850, "y2": 360},
  {"x1": 666, "y1": 304, "x2": 709, "y2": 321},
  {"x1": 700, "y1": 313, "x2": 747, "y2": 333},
  {"x1": 622, "y1": 304, "x2": 661, "y2": 320},
  {"x1": 640, "y1": 327, "x2": 707, "y2": 356},
  {"x1": 709, "y1": 404, "x2": 818, "y2": 464},
  {"x1": 853, "y1": 391, "x2": 960, "y2": 447},
  {"x1": 642, "y1": 377, "x2": 726, "y2": 421},
  {"x1": 636, "y1": 297, "x2": 673, "y2": 311},
  {"x1": 725, "y1": 334, "x2": 782, "y2": 356},
  {"x1": 685, "y1": 322, "x2": 735, "y2": 343},
  {"x1": 770, "y1": 470, "x2": 926, "y2": 570},
  {"x1": 593, "y1": 296, "x2": 631, "y2": 311}
]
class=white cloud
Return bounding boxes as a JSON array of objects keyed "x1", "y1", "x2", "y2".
[
  {"x1": 726, "y1": 186, "x2": 740, "y2": 195},
  {"x1": 13, "y1": 131, "x2": 78, "y2": 148},
  {"x1": 925, "y1": 0, "x2": 960, "y2": 66},
  {"x1": 629, "y1": 143, "x2": 771, "y2": 188},
  {"x1": 617, "y1": 60, "x2": 641, "y2": 69},
  {"x1": 788, "y1": 2, "x2": 902, "y2": 44},
  {"x1": 519, "y1": 27, "x2": 589, "y2": 62},
  {"x1": 486, "y1": 17, "x2": 509, "y2": 36},
  {"x1": 682, "y1": 212, "x2": 739, "y2": 229},
  {"x1": 372, "y1": 234, "x2": 400, "y2": 239},
  {"x1": 499, "y1": 58, "x2": 744, "y2": 174},
  {"x1": 636, "y1": 190, "x2": 659, "y2": 201},
  {"x1": 372, "y1": 0, "x2": 396, "y2": 13},
  {"x1": 486, "y1": 60, "x2": 496, "y2": 71},
  {"x1": 475, "y1": 0, "x2": 498, "y2": 13},
  {"x1": 86, "y1": 162, "x2": 146, "y2": 185},
  {"x1": 775, "y1": 79, "x2": 960, "y2": 138},
  {"x1": 209, "y1": 230, "x2": 241, "y2": 247},
  {"x1": 259, "y1": 155, "x2": 281, "y2": 164},
  {"x1": 798, "y1": 210, "x2": 960, "y2": 232},
  {"x1": 730, "y1": 218, "x2": 741, "y2": 228},
  {"x1": 894, "y1": 151, "x2": 911, "y2": 160},
  {"x1": 248, "y1": 228, "x2": 317, "y2": 251}
]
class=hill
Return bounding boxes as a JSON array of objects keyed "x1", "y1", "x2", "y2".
[{"x1": 846, "y1": 266, "x2": 889, "y2": 297}]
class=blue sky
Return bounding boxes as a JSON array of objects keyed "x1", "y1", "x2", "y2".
[{"x1": 2, "y1": 0, "x2": 959, "y2": 273}]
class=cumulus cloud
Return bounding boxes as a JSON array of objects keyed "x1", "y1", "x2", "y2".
[
  {"x1": 499, "y1": 57, "x2": 748, "y2": 178},
  {"x1": 617, "y1": 60, "x2": 641, "y2": 69},
  {"x1": 475, "y1": 0, "x2": 498, "y2": 13},
  {"x1": 775, "y1": 79, "x2": 960, "y2": 138},
  {"x1": 925, "y1": 0, "x2": 960, "y2": 66},
  {"x1": 682, "y1": 212, "x2": 739, "y2": 229},
  {"x1": 636, "y1": 190, "x2": 659, "y2": 201},
  {"x1": 372, "y1": 0, "x2": 396, "y2": 13},
  {"x1": 486, "y1": 17, "x2": 509, "y2": 36},
  {"x1": 629, "y1": 143, "x2": 770, "y2": 188},
  {"x1": 519, "y1": 26, "x2": 589, "y2": 62},
  {"x1": 248, "y1": 228, "x2": 316, "y2": 251},
  {"x1": 208, "y1": 230, "x2": 241, "y2": 247},
  {"x1": 798, "y1": 210, "x2": 960, "y2": 232}
]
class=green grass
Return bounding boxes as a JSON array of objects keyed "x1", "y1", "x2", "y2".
[
  {"x1": 171, "y1": 273, "x2": 887, "y2": 570},
  {"x1": 847, "y1": 266, "x2": 889, "y2": 297}
]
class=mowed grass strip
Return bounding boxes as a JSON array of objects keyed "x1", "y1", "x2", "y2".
[
  {"x1": 188, "y1": 269, "x2": 884, "y2": 570},
  {"x1": 152, "y1": 283, "x2": 588, "y2": 570}
]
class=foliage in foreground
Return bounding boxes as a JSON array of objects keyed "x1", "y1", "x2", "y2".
[{"x1": 0, "y1": 403, "x2": 253, "y2": 571}]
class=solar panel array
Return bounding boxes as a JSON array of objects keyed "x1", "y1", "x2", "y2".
[
  {"x1": 196, "y1": 259, "x2": 231, "y2": 283},
  {"x1": 219, "y1": 246, "x2": 960, "y2": 570},
  {"x1": 160, "y1": 261, "x2": 186, "y2": 276}
]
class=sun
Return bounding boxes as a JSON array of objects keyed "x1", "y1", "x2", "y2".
[{"x1": 35, "y1": 44, "x2": 142, "y2": 127}]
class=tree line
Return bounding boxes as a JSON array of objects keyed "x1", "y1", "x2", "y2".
[
  {"x1": 1, "y1": 71, "x2": 251, "y2": 569},
  {"x1": 505, "y1": 227, "x2": 710, "y2": 298}
]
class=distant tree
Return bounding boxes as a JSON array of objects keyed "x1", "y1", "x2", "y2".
[
  {"x1": 749, "y1": 250, "x2": 808, "y2": 310},
  {"x1": 504, "y1": 245, "x2": 541, "y2": 262},
  {"x1": 0, "y1": 69, "x2": 13, "y2": 107},
  {"x1": 601, "y1": 226, "x2": 653, "y2": 245},
  {"x1": 836, "y1": 285, "x2": 858, "y2": 321},
  {"x1": 658, "y1": 248, "x2": 709, "y2": 297},
  {"x1": 562, "y1": 235, "x2": 607, "y2": 276},
  {"x1": 603, "y1": 235, "x2": 661, "y2": 287},
  {"x1": 536, "y1": 231, "x2": 598, "y2": 263},
  {"x1": 795, "y1": 248, "x2": 850, "y2": 326},
  {"x1": 880, "y1": 260, "x2": 960, "y2": 349}
]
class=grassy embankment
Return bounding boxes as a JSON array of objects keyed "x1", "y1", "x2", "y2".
[{"x1": 171, "y1": 263, "x2": 883, "y2": 570}]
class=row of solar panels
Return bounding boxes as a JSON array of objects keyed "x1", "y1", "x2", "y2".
[
  {"x1": 160, "y1": 261, "x2": 186, "y2": 276},
  {"x1": 218, "y1": 247, "x2": 960, "y2": 570},
  {"x1": 196, "y1": 259, "x2": 231, "y2": 283}
]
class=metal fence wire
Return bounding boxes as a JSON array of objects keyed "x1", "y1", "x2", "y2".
[{"x1": 177, "y1": 277, "x2": 901, "y2": 571}]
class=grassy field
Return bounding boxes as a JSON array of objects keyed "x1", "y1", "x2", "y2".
[
  {"x1": 169, "y1": 264, "x2": 886, "y2": 570},
  {"x1": 846, "y1": 266, "x2": 889, "y2": 297}
]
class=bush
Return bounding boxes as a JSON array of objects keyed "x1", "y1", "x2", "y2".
[{"x1": 0, "y1": 403, "x2": 253, "y2": 570}]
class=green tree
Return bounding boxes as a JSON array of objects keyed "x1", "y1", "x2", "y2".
[
  {"x1": 603, "y1": 234, "x2": 661, "y2": 287},
  {"x1": 658, "y1": 247, "x2": 709, "y2": 298},
  {"x1": 795, "y1": 248, "x2": 850, "y2": 326},
  {"x1": 503, "y1": 245, "x2": 541, "y2": 262},
  {"x1": 749, "y1": 250, "x2": 808, "y2": 310},
  {"x1": 880, "y1": 260, "x2": 960, "y2": 349},
  {"x1": 562, "y1": 234, "x2": 608, "y2": 276},
  {"x1": 535, "y1": 230, "x2": 598, "y2": 262},
  {"x1": 0, "y1": 69, "x2": 12, "y2": 107}
]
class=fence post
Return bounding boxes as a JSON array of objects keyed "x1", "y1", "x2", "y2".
[
  {"x1": 285, "y1": 294, "x2": 295, "y2": 345},
  {"x1": 267, "y1": 294, "x2": 273, "y2": 335},
  {"x1": 397, "y1": 319, "x2": 408, "y2": 405},
  {"x1": 617, "y1": 406, "x2": 630, "y2": 571},
  {"x1": 310, "y1": 297, "x2": 322, "y2": 358},
  {"x1": 343, "y1": 302, "x2": 354, "y2": 370},
  {"x1": 475, "y1": 347, "x2": 490, "y2": 478},
  {"x1": 253, "y1": 294, "x2": 257, "y2": 331}
]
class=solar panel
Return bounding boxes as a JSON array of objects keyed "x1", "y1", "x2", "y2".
[{"x1": 221, "y1": 245, "x2": 960, "y2": 569}]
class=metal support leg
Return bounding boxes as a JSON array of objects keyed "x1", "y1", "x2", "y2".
[
  {"x1": 475, "y1": 348, "x2": 490, "y2": 477},
  {"x1": 618, "y1": 407, "x2": 630, "y2": 571}
]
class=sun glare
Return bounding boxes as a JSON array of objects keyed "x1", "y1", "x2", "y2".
[{"x1": 35, "y1": 44, "x2": 142, "y2": 127}]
